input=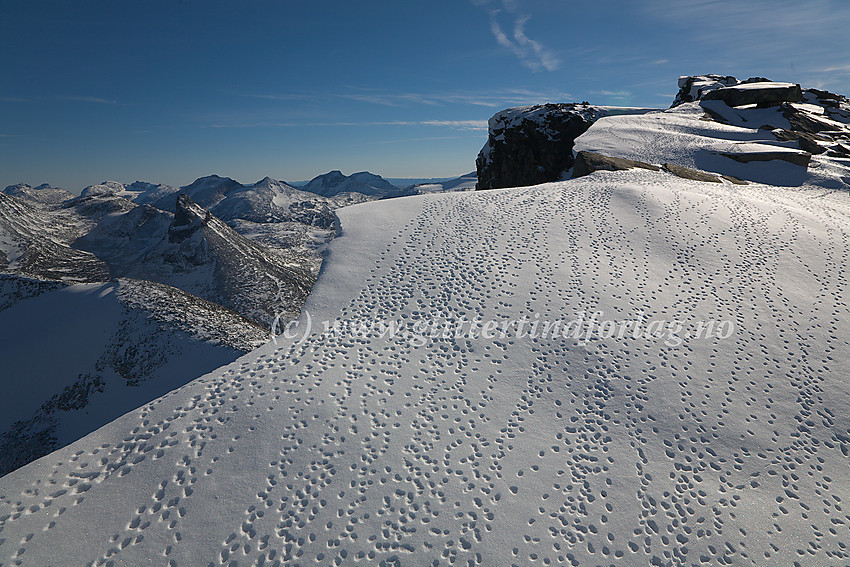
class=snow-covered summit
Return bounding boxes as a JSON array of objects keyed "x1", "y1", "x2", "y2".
[
  {"x1": 478, "y1": 75, "x2": 850, "y2": 190},
  {"x1": 302, "y1": 169, "x2": 401, "y2": 197},
  {"x1": 576, "y1": 76, "x2": 850, "y2": 187}
]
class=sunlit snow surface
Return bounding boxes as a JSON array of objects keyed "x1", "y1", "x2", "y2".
[{"x1": 1, "y1": 168, "x2": 849, "y2": 566}]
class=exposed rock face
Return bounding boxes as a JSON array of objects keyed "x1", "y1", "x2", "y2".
[
  {"x1": 771, "y1": 129, "x2": 828, "y2": 155},
  {"x1": 571, "y1": 151, "x2": 660, "y2": 178},
  {"x1": 476, "y1": 104, "x2": 609, "y2": 189}
]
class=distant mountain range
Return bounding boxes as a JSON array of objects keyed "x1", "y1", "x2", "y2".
[
  {"x1": 0, "y1": 176, "x2": 330, "y2": 474},
  {"x1": 0, "y1": 169, "x2": 477, "y2": 475}
]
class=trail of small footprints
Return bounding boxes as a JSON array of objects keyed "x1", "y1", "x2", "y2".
[{"x1": 1, "y1": 174, "x2": 849, "y2": 566}]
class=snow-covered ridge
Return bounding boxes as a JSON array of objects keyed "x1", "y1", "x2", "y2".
[
  {"x1": 2, "y1": 73, "x2": 850, "y2": 565},
  {"x1": 1, "y1": 172, "x2": 848, "y2": 565}
]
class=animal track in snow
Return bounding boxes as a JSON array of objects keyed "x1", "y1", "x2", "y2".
[{"x1": 1, "y1": 173, "x2": 849, "y2": 566}]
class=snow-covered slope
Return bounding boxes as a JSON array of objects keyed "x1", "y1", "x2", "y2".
[
  {"x1": 2, "y1": 169, "x2": 848, "y2": 565},
  {"x1": 119, "y1": 181, "x2": 179, "y2": 206},
  {"x1": 0, "y1": 276, "x2": 267, "y2": 477},
  {"x1": 2, "y1": 183, "x2": 74, "y2": 205},
  {"x1": 0, "y1": 192, "x2": 109, "y2": 282}
]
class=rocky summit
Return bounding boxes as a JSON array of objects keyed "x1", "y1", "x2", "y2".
[
  {"x1": 477, "y1": 75, "x2": 850, "y2": 191},
  {"x1": 475, "y1": 103, "x2": 612, "y2": 190}
]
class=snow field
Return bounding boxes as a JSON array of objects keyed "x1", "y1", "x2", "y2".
[{"x1": 1, "y1": 173, "x2": 849, "y2": 566}]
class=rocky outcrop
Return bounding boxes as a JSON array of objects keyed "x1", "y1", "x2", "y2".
[
  {"x1": 771, "y1": 129, "x2": 828, "y2": 155},
  {"x1": 476, "y1": 103, "x2": 609, "y2": 189},
  {"x1": 702, "y1": 82, "x2": 803, "y2": 107},
  {"x1": 672, "y1": 75, "x2": 773, "y2": 107},
  {"x1": 571, "y1": 151, "x2": 660, "y2": 178}
]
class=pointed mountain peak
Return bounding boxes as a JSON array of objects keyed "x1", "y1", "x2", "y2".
[{"x1": 169, "y1": 194, "x2": 210, "y2": 240}]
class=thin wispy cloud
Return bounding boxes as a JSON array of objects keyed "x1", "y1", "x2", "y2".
[
  {"x1": 419, "y1": 120, "x2": 488, "y2": 130},
  {"x1": 592, "y1": 90, "x2": 631, "y2": 97},
  {"x1": 644, "y1": 0, "x2": 850, "y2": 72},
  {"x1": 241, "y1": 88, "x2": 571, "y2": 109},
  {"x1": 473, "y1": 0, "x2": 560, "y2": 72},
  {"x1": 56, "y1": 96, "x2": 117, "y2": 104},
  {"x1": 372, "y1": 135, "x2": 480, "y2": 145},
  {"x1": 207, "y1": 120, "x2": 488, "y2": 131},
  {"x1": 816, "y1": 63, "x2": 850, "y2": 74}
]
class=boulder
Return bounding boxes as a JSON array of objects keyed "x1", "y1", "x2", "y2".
[
  {"x1": 672, "y1": 75, "x2": 778, "y2": 107},
  {"x1": 672, "y1": 75, "x2": 740, "y2": 107},
  {"x1": 476, "y1": 104, "x2": 608, "y2": 189},
  {"x1": 828, "y1": 141, "x2": 850, "y2": 158},
  {"x1": 571, "y1": 151, "x2": 660, "y2": 178},
  {"x1": 702, "y1": 82, "x2": 804, "y2": 107}
]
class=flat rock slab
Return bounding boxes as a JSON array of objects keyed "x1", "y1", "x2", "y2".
[
  {"x1": 662, "y1": 163, "x2": 722, "y2": 183},
  {"x1": 703, "y1": 82, "x2": 803, "y2": 107},
  {"x1": 720, "y1": 174, "x2": 749, "y2": 185},
  {"x1": 572, "y1": 151, "x2": 660, "y2": 178},
  {"x1": 772, "y1": 129, "x2": 828, "y2": 154},
  {"x1": 719, "y1": 149, "x2": 811, "y2": 168}
]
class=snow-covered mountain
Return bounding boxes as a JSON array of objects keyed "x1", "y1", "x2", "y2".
[
  {"x1": 72, "y1": 193, "x2": 317, "y2": 326},
  {"x1": 2, "y1": 74, "x2": 849, "y2": 566},
  {"x1": 1, "y1": 176, "x2": 340, "y2": 475},
  {"x1": 302, "y1": 169, "x2": 403, "y2": 197},
  {"x1": 2, "y1": 183, "x2": 74, "y2": 205},
  {"x1": 71, "y1": 175, "x2": 367, "y2": 230},
  {"x1": 0, "y1": 191, "x2": 109, "y2": 282}
]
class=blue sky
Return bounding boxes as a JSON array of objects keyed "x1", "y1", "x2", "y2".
[{"x1": 2, "y1": 0, "x2": 849, "y2": 191}]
